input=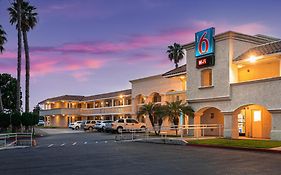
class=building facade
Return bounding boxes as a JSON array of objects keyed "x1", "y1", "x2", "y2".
[
  {"x1": 39, "y1": 30, "x2": 281, "y2": 140},
  {"x1": 185, "y1": 31, "x2": 281, "y2": 140},
  {"x1": 39, "y1": 89, "x2": 133, "y2": 127}
]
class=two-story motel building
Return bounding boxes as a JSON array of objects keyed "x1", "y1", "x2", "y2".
[{"x1": 39, "y1": 29, "x2": 281, "y2": 140}]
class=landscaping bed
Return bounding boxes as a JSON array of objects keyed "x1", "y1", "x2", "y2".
[{"x1": 187, "y1": 138, "x2": 281, "y2": 149}]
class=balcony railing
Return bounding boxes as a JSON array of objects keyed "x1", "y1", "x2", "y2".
[
  {"x1": 39, "y1": 108, "x2": 80, "y2": 116},
  {"x1": 39, "y1": 105, "x2": 132, "y2": 116}
]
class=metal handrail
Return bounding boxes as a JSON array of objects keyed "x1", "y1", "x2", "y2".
[{"x1": 0, "y1": 133, "x2": 33, "y2": 148}]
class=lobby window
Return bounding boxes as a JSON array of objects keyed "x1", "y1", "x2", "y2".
[{"x1": 201, "y1": 69, "x2": 212, "y2": 87}]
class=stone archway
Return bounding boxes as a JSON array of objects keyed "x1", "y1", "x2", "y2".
[
  {"x1": 233, "y1": 104, "x2": 272, "y2": 139},
  {"x1": 194, "y1": 107, "x2": 224, "y2": 137}
]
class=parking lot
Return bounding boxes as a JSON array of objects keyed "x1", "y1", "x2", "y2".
[{"x1": 0, "y1": 130, "x2": 281, "y2": 175}]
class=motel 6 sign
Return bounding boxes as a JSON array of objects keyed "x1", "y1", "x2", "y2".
[{"x1": 195, "y1": 27, "x2": 215, "y2": 69}]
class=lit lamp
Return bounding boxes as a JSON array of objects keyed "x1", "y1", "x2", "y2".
[{"x1": 248, "y1": 56, "x2": 257, "y2": 63}]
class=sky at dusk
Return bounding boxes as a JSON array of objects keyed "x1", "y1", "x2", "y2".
[{"x1": 0, "y1": 0, "x2": 281, "y2": 110}]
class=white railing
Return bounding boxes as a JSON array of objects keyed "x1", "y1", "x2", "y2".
[
  {"x1": 115, "y1": 124, "x2": 223, "y2": 141},
  {"x1": 0, "y1": 133, "x2": 33, "y2": 148}
]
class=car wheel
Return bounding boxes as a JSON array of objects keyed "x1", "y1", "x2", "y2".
[
  {"x1": 102, "y1": 126, "x2": 105, "y2": 132},
  {"x1": 75, "y1": 126, "x2": 79, "y2": 130},
  {"x1": 117, "y1": 127, "x2": 123, "y2": 134}
]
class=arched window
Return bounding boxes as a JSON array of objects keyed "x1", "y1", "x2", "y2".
[
  {"x1": 153, "y1": 93, "x2": 161, "y2": 103},
  {"x1": 201, "y1": 69, "x2": 212, "y2": 87}
]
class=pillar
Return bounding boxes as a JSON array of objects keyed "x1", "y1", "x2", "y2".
[
  {"x1": 194, "y1": 112, "x2": 202, "y2": 137},
  {"x1": 223, "y1": 112, "x2": 238, "y2": 139},
  {"x1": 270, "y1": 111, "x2": 281, "y2": 140}
]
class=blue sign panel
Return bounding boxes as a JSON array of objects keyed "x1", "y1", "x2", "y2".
[{"x1": 195, "y1": 27, "x2": 215, "y2": 58}]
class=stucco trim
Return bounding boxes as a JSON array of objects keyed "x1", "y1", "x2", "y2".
[
  {"x1": 231, "y1": 76, "x2": 281, "y2": 86},
  {"x1": 183, "y1": 31, "x2": 271, "y2": 51},
  {"x1": 268, "y1": 109, "x2": 281, "y2": 114},
  {"x1": 187, "y1": 96, "x2": 231, "y2": 103}
]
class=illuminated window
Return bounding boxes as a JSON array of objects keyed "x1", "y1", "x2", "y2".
[
  {"x1": 201, "y1": 69, "x2": 212, "y2": 87},
  {"x1": 253, "y1": 110, "x2": 261, "y2": 122}
]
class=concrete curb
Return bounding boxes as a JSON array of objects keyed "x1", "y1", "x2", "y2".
[
  {"x1": 135, "y1": 138, "x2": 187, "y2": 145},
  {"x1": 186, "y1": 143, "x2": 281, "y2": 154}
]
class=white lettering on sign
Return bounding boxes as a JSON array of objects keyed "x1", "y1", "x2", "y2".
[{"x1": 198, "y1": 58, "x2": 207, "y2": 65}]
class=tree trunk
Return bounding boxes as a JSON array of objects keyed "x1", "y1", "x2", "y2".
[
  {"x1": 23, "y1": 31, "x2": 30, "y2": 112},
  {"x1": 16, "y1": 0, "x2": 22, "y2": 112},
  {"x1": 0, "y1": 88, "x2": 3, "y2": 112}
]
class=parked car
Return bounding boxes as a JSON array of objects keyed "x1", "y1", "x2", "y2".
[
  {"x1": 69, "y1": 121, "x2": 85, "y2": 130},
  {"x1": 111, "y1": 118, "x2": 146, "y2": 133},
  {"x1": 84, "y1": 120, "x2": 98, "y2": 131},
  {"x1": 104, "y1": 121, "x2": 114, "y2": 132},
  {"x1": 37, "y1": 120, "x2": 45, "y2": 126},
  {"x1": 94, "y1": 120, "x2": 113, "y2": 132}
]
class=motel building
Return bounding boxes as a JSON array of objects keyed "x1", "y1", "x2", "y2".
[{"x1": 39, "y1": 28, "x2": 281, "y2": 140}]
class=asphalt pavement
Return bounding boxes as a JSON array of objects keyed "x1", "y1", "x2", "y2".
[{"x1": 0, "y1": 131, "x2": 281, "y2": 175}]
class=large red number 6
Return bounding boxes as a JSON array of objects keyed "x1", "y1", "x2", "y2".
[{"x1": 199, "y1": 32, "x2": 209, "y2": 54}]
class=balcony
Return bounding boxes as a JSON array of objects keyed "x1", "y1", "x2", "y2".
[
  {"x1": 39, "y1": 108, "x2": 80, "y2": 116},
  {"x1": 81, "y1": 105, "x2": 132, "y2": 116},
  {"x1": 230, "y1": 76, "x2": 281, "y2": 109},
  {"x1": 39, "y1": 105, "x2": 132, "y2": 116}
]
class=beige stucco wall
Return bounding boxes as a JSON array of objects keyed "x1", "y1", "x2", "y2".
[
  {"x1": 185, "y1": 32, "x2": 281, "y2": 140},
  {"x1": 131, "y1": 75, "x2": 184, "y2": 98},
  {"x1": 131, "y1": 74, "x2": 185, "y2": 116}
]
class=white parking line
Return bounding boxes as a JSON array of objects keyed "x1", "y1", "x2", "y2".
[
  {"x1": 104, "y1": 141, "x2": 108, "y2": 143},
  {"x1": 84, "y1": 142, "x2": 87, "y2": 144},
  {"x1": 72, "y1": 142, "x2": 77, "y2": 146},
  {"x1": 60, "y1": 143, "x2": 65, "y2": 146},
  {"x1": 48, "y1": 144, "x2": 54, "y2": 148}
]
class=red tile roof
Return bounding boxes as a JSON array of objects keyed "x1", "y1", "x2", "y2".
[
  {"x1": 162, "y1": 64, "x2": 186, "y2": 77},
  {"x1": 234, "y1": 40, "x2": 281, "y2": 61}
]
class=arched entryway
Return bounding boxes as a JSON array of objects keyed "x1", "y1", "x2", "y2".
[
  {"x1": 194, "y1": 107, "x2": 224, "y2": 137},
  {"x1": 233, "y1": 104, "x2": 272, "y2": 139}
]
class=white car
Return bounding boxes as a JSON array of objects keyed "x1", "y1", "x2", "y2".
[
  {"x1": 111, "y1": 118, "x2": 146, "y2": 133},
  {"x1": 69, "y1": 121, "x2": 85, "y2": 130},
  {"x1": 94, "y1": 120, "x2": 113, "y2": 132},
  {"x1": 37, "y1": 120, "x2": 45, "y2": 126}
]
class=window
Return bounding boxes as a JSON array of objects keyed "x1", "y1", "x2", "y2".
[
  {"x1": 118, "y1": 119, "x2": 124, "y2": 123},
  {"x1": 126, "y1": 119, "x2": 138, "y2": 124},
  {"x1": 153, "y1": 93, "x2": 161, "y2": 103},
  {"x1": 201, "y1": 69, "x2": 212, "y2": 87}
]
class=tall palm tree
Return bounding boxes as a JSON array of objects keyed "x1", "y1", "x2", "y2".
[
  {"x1": 0, "y1": 25, "x2": 7, "y2": 112},
  {"x1": 7, "y1": 0, "x2": 22, "y2": 112},
  {"x1": 137, "y1": 102, "x2": 157, "y2": 133},
  {"x1": 8, "y1": 0, "x2": 38, "y2": 112},
  {"x1": 167, "y1": 43, "x2": 184, "y2": 68},
  {"x1": 166, "y1": 100, "x2": 194, "y2": 135}
]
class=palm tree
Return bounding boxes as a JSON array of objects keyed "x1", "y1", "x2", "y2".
[
  {"x1": 8, "y1": 0, "x2": 22, "y2": 112},
  {"x1": 166, "y1": 100, "x2": 194, "y2": 135},
  {"x1": 153, "y1": 105, "x2": 168, "y2": 135},
  {"x1": 0, "y1": 25, "x2": 7, "y2": 112},
  {"x1": 167, "y1": 43, "x2": 184, "y2": 68},
  {"x1": 137, "y1": 102, "x2": 157, "y2": 133},
  {"x1": 8, "y1": 0, "x2": 38, "y2": 112}
]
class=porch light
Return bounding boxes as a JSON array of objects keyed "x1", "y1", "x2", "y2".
[
  {"x1": 237, "y1": 64, "x2": 243, "y2": 68},
  {"x1": 119, "y1": 95, "x2": 124, "y2": 99},
  {"x1": 248, "y1": 56, "x2": 257, "y2": 63}
]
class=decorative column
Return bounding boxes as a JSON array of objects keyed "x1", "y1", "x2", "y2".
[
  {"x1": 223, "y1": 112, "x2": 238, "y2": 139},
  {"x1": 270, "y1": 110, "x2": 281, "y2": 140},
  {"x1": 193, "y1": 112, "x2": 202, "y2": 137}
]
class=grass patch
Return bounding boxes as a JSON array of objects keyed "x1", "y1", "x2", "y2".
[{"x1": 188, "y1": 138, "x2": 281, "y2": 149}]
